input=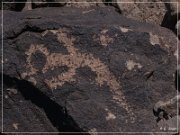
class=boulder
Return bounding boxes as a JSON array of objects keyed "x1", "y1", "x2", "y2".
[
  {"x1": 1, "y1": 7, "x2": 178, "y2": 133},
  {"x1": 111, "y1": 0, "x2": 167, "y2": 25}
]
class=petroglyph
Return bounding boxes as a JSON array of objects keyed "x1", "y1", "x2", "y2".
[
  {"x1": 99, "y1": 29, "x2": 113, "y2": 47},
  {"x1": 115, "y1": 26, "x2": 133, "y2": 33},
  {"x1": 119, "y1": 26, "x2": 132, "y2": 33},
  {"x1": 12, "y1": 123, "x2": 19, "y2": 130},
  {"x1": 22, "y1": 28, "x2": 136, "y2": 122},
  {"x1": 126, "y1": 60, "x2": 142, "y2": 71},
  {"x1": 106, "y1": 112, "x2": 116, "y2": 121},
  {"x1": 149, "y1": 33, "x2": 160, "y2": 46}
]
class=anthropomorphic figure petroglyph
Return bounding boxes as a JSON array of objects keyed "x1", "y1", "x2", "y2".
[{"x1": 22, "y1": 28, "x2": 136, "y2": 123}]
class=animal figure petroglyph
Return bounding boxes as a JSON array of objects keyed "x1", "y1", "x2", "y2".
[{"x1": 22, "y1": 28, "x2": 136, "y2": 122}]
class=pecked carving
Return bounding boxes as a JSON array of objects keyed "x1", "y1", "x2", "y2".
[{"x1": 22, "y1": 28, "x2": 136, "y2": 122}]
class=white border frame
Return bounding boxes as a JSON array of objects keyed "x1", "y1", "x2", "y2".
[{"x1": 1, "y1": 1, "x2": 179, "y2": 134}]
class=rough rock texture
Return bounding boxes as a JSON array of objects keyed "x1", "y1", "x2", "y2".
[
  {"x1": 1, "y1": 0, "x2": 67, "y2": 11},
  {"x1": 1, "y1": 0, "x2": 180, "y2": 38},
  {"x1": 1, "y1": 0, "x2": 104, "y2": 10},
  {"x1": 168, "y1": 0, "x2": 180, "y2": 16},
  {"x1": 111, "y1": 0, "x2": 167, "y2": 25},
  {"x1": 66, "y1": 0, "x2": 104, "y2": 7},
  {"x1": 108, "y1": 0, "x2": 179, "y2": 38},
  {"x1": 1, "y1": 0, "x2": 26, "y2": 11},
  {"x1": 29, "y1": 0, "x2": 67, "y2": 9},
  {"x1": 0, "y1": 7, "x2": 178, "y2": 133}
]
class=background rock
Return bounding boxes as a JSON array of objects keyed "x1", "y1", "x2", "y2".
[
  {"x1": 66, "y1": 0, "x2": 104, "y2": 8},
  {"x1": 168, "y1": 0, "x2": 180, "y2": 16},
  {"x1": 31, "y1": 0, "x2": 67, "y2": 8},
  {"x1": 110, "y1": 0, "x2": 167, "y2": 25},
  {"x1": 1, "y1": 0, "x2": 180, "y2": 38},
  {"x1": 1, "y1": 0, "x2": 104, "y2": 10}
]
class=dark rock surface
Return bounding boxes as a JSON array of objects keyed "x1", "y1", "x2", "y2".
[
  {"x1": 1, "y1": 0, "x2": 26, "y2": 11},
  {"x1": 1, "y1": 0, "x2": 179, "y2": 39},
  {"x1": 1, "y1": 0, "x2": 103, "y2": 11},
  {"x1": 161, "y1": 1, "x2": 179, "y2": 37},
  {"x1": 0, "y1": 7, "x2": 178, "y2": 133}
]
